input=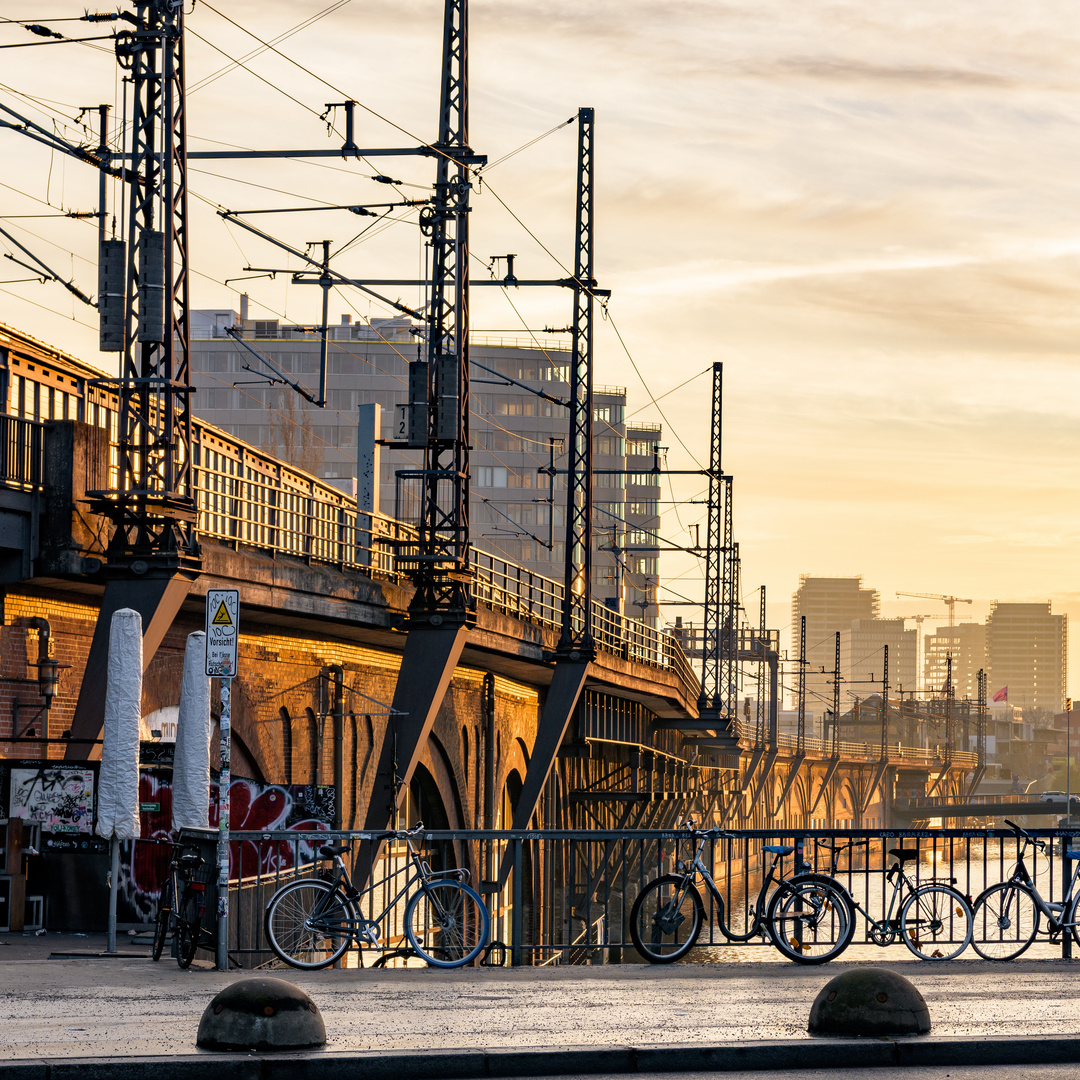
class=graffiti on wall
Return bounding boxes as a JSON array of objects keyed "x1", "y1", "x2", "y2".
[
  {"x1": 126, "y1": 770, "x2": 334, "y2": 922},
  {"x1": 8, "y1": 766, "x2": 94, "y2": 833}
]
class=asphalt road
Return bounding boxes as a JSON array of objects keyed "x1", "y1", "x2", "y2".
[{"x1": 3, "y1": 931, "x2": 1080, "y2": 1066}]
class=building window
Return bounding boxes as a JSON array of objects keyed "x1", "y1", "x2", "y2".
[
  {"x1": 476, "y1": 466, "x2": 508, "y2": 487},
  {"x1": 594, "y1": 404, "x2": 624, "y2": 424}
]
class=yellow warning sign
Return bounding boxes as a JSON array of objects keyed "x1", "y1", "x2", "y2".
[{"x1": 211, "y1": 601, "x2": 233, "y2": 626}]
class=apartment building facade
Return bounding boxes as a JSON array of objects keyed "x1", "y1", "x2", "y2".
[
  {"x1": 791, "y1": 575, "x2": 880, "y2": 712},
  {"x1": 188, "y1": 308, "x2": 662, "y2": 624}
]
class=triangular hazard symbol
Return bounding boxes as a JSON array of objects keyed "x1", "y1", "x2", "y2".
[{"x1": 211, "y1": 601, "x2": 233, "y2": 626}]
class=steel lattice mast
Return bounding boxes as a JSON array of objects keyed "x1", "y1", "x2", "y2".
[
  {"x1": 413, "y1": 0, "x2": 473, "y2": 624},
  {"x1": 558, "y1": 106, "x2": 596, "y2": 657},
  {"x1": 699, "y1": 362, "x2": 723, "y2": 714},
  {"x1": 101, "y1": 0, "x2": 196, "y2": 563}
]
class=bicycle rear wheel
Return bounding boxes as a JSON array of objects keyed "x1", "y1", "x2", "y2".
[
  {"x1": 152, "y1": 879, "x2": 172, "y2": 962},
  {"x1": 767, "y1": 878, "x2": 851, "y2": 964},
  {"x1": 404, "y1": 880, "x2": 489, "y2": 967},
  {"x1": 970, "y1": 882, "x2": 1039, "y2": 961},
  {"x1": 265, "y1": 879, "x2": 354, "y2": 970},
  {"x1": 629, "y1": 874, "x2": 704, "y2": 963},
  {"x1": 900, "y1": 884, "x2": 972, "y2": 960},
  {"x1": 176, "y1": 891, "x2": 200, "y2": 969}
]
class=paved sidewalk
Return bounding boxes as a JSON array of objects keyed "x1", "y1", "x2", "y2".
[{"x1": 2, "y1": 931, "x2": 1080, "y2": 1071}]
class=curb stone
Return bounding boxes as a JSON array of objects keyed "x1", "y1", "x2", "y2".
[{"x1": 3, "y1": 1035, "x2": 1080, "y2": 1078}]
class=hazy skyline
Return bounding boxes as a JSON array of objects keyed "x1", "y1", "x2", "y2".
[{"x1": 1, "y1": 1, "x2": 1079, "y2": 691}]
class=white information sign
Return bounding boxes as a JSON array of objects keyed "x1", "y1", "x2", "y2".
[{"x1": 205, "y1": 589, "x2": 239, "y2": 677}]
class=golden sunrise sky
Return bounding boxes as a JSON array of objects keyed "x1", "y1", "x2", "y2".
[{"x1": 1, "y1": 1, "x2": 1078, "y2": 692}]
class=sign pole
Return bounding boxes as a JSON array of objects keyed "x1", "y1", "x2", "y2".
[
  {"x1": 216, "y1": 676, "x2": 231, "y2": 971},
  {"x1": 205, "y1": 588, "x2": 239, "y2": 973}
]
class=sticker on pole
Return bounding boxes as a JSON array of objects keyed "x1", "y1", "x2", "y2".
[{"x1": 205, "y1": 589, "x2": 239, "y2": 677}]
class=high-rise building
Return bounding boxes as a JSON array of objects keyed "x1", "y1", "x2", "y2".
[
  {"x1": 791, "y1": 576, "x2": 879, "y2": 714},
  {"x1": 840, "y1": 618, "x2": 917, "y2": 699},
  {"x1": 924, "y1": 622, "x2": 987, "y2": 702},
  {"x1": 188, "y1": 308, "x2": 662, "y2": 623},
  {"x1": 985, "y1": 602, "x2": 1067, "y2": 713}
]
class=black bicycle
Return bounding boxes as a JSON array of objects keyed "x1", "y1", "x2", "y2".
[
  {"x1": 152, "y1": 842, "x2": 214, "y2": 969},
  {"x1": 813, "y1": 838, "x2": 973, "y2": 961},
  {"x1": 970, "y1": 819, "x2": 1080, "y2": 960},
  {"x1": 629, "y1": 823, "x2": 851, "y2": 964},
  {"x1": 264, "y1": 823, "x2": 489, "y2": 970}
]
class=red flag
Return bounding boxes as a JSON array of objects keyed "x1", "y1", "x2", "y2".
[{"x1": 993, "y1": 686, "x2": 1008, "y2": 703}]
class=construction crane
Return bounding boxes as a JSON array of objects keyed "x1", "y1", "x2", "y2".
[{"x1": 895, "y1": 592, "x2": 973, "y2": 628}]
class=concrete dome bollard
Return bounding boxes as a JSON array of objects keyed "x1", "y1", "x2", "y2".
[
  {"x1": 808, "y1": 967, "x2": 930, "y2": 1037},
  {"x1": 197, "y1": 977, "x2": 326, "y2": 1051}
]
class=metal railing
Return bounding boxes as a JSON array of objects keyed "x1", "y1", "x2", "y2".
[
  {"x1": 733, "y1": 718, "x2": 978, "y2": 767},
  {"x1": 0, "y1": 410, "x2": 694, "y2": 684},
  {"x1": 0, "y1": 414, "x2": 44, "y2": 491},
  {"x1": 217, "y1": 826, "x2": 1080, "y2": 969}
]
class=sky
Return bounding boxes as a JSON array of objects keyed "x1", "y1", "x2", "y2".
[{"x1": 1, "y1": 1, "x2": 1080, "y2": 693}]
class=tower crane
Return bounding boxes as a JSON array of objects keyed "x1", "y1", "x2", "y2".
[{"x1": 895, "y1": 592, "x2": 973, "y2": 628}]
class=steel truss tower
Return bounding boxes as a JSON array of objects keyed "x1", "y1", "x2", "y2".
[
  {"x1": 409, "y1": 0, "x2": 474, "y2": 625},
  {"x1": 95, "y1": 0, "x2": 196, "y2": 564},
  {"x1": 558, "y1": 106, "x2": 596, "y2": 658},
  {"x1": 699, "y1": 363, "x2": 738, "y2": 731}
]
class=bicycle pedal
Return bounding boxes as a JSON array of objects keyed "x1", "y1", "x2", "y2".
[{"x1": 360, "y1": 924, "x2": 380, "y2": 945}]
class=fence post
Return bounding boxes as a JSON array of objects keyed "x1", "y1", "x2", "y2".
[
  {"x1": 1064, "y1": 836, "x2": 1073, "y2": 960},
  {"x1": 511, "y1": 837, "x2": 523, "y2": 967}
]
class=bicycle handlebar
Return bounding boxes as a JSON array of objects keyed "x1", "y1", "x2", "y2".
[
  {"x1": 679, "y1": 820, "x2": 734, "y2": 840},
  {"x1": 1005, "y1": 818, "x2": 1047, "y2": 852}
]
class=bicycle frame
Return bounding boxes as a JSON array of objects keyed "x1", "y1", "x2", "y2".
[
  {"x1": 311, "y1": 833, "x2": 468, "y2": 953},
  {"x1": 1002, "y1": 836, "x2": 1080, "y2": 933},
  {"x1": 817, "y1": 838, "x2": 967, "y2": 944},
  {"x1": 677, "y1": 833, "x2": 804, "y2": 941}
]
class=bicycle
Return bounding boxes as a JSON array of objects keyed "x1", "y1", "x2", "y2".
[
  {"x1": 263, "y1": 823, "x2": 490, "y2": 970},
  {"x1": 813, "y1": 838, "x2": 973, "y2": 961},
  {"x1": 152, "y1": 841, "x2": 214, "y2": 969},
  {"x1": 970, "y1": 819, "x2": 1080, "y2": 960},
  {"x1": 629, "y1": 822, "x2": 851, "y2": 965}
]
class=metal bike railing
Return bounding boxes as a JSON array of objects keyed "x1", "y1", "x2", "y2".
[
  {"x1": 0, "y1": 408, "x2": 692, "y2": 679},
  {"x1": 219, "y1": 826, "x2": 1080, "y2": 969}
]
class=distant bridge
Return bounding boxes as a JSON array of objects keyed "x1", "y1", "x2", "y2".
[{"x1": 892, "y1": 793, "x2": 1076, "y2": 824}]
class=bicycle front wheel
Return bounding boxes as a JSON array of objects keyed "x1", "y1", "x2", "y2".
[
  {"x1": 265, "y1": 879, "x2": 354, "y2": 970},
  {"x1": 970, "y1": 882, "x2": 1039, "y2": 961},
  {"x1": 629, "y1": 874, "x2": 704, "y2": 963},
  {"x1": 152, "y1": 879, "x2": 172, "y2": 962},
  {"x1": 767, "y1": 878, "x2": 851, "y2": 965},
  {"x1": 404, "y1": 880, "x2": 489, "y2": 967},
  {"x1": 900, "y1": 884, "x2": 972, "y2": 960}
]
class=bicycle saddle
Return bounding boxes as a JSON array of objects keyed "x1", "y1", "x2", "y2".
[
  {"x1": 319, "y1": 843, "x2": 350, "y2": 858},
  {"x1": 888, "y1": 847, "x2": 919, "y2": 862},
  {"x1": 762, "y1": 844, "x2": 795, "y2": 855},
  {"x1": 1065, "y1": 850, "x2": 1080, "y2": 861},
  {"x1": 177, "y1": 853, "x2": 202, "y2": 867}
]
